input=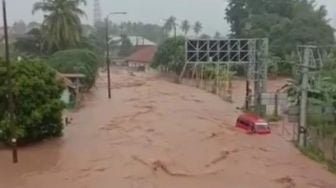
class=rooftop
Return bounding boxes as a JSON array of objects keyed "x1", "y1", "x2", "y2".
[
  {"x1": 109, "y1": 35, "x2": 156, "y2": 46},
  {"x1": 126, "y1": 46, "x2": 157, "y2": 63},
  {"x1": 61, "y1": 73, "x2": 86, "y2": 78}
]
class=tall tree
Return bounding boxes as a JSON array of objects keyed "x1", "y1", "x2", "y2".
[
  {"x1": 225, "y1": 0, "x2": 248, "y2": 37},
  {"x1": 225, "y1": 0, "x2": 335, "y2": 75},
  {"x1": 118, "y1": 34, "x2": 134, "y2": 57},
  {"x1": 27, "y1": 21, "x2": 41, "y2": 32},
  {"x1": 193, "y1": 21, "x2": 202, "y2": 36},
  {"x1": 181, "y1": 20, "x2": 191, "y2": 36},
  {"x1": 15, "y1": 28, "x2": 44, "y2": 56},
  {"x1": 214, "y1": 31, "x2": 221, "y2": 39},
  {"x1": 12, "y1": 20, "x2": 27, "y2": 35},
  {"x1": 152, "y1": 36, "x2": 185, "y2": 74},
  {"x1": 32, "y1": 0, "x2": 87, "y2": 51},
  {"x1": 163, "y1": 16, "x2": 176, "y2": 35}
]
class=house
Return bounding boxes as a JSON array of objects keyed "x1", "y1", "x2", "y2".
[
  {"x1": 56, "y1": 73, "x2": 85, "y2": 109},
  {"x1": 126, "y1": 46, "x2": 157, "y2": 72},
  {"x1": 56, "y1": 73, "x2": 76, "y2": 108}
]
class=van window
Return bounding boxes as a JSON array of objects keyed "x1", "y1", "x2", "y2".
[
  {"x1": 238, "y1": 118, "x2": 251, "y2": 128},
  {"x1": 255, "y1": 123, "x2": 269, "y2": 131}
]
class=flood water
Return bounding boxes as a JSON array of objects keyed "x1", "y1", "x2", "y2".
[{"x1": 1, "y1": 69, "x2": 335, "y2": 188}]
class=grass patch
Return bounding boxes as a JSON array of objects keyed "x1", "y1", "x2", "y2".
[
  {"x1": 299, "y1": 144, "x2": 336, "y2": 174},
  {"x1": 299, "y1": 144, "x2": 325, "y2": 162},
  {"x1": 327, "y1": 160, "x2": 336, "y2": 174}
]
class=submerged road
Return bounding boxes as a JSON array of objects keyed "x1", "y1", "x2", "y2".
[{"x1": 0, "y1": 69, "x2": 335, "y2": 188}]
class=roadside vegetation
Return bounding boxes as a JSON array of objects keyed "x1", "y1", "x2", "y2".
[
  {"x1": 0, "y1": 59, "x2": 65, "y2": 144},
  {"x1": 1, "y1": 0, "x2": 93, "y2": 145}
]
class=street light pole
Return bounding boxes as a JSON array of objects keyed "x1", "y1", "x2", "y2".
[
  {"x1": 105, "y1": 12, "x2": 127, "y2": 99},
  {"x1": 2, "y1": 0, "x2": 18, "y2": 163},
  {"x1": 105, "y1": 17, "x2": 111, "y2": 99}
]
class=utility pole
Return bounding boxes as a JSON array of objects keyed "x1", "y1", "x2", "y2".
[
  {"x1": 298, "y1": 47, "x2": 309, "y2": 147},
  {"x1": 2, "y1": 0, "x2": 18, "y2": 163},
  {"x1": 105, "y1": 17, "x2": 112, "y2": 99},
  {"x1": 245, "y1": 79, "x2": 250, "y2": 110},
  {"x1": 105, "y1": 12, "x2": 127, "y2": 99},
  {"x1": 254, "y1": 53, "x2": 262, "y2": 116},
  {"x1": 173, "y1": 22, "x2": 177, "y2": 73}
]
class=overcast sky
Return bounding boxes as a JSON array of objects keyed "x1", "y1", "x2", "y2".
[{"x1": 3, "y1": 0, "x2": 336, "y2": 35}]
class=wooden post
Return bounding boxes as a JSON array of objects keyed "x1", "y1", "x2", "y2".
[
  {"x1": 191, "y1": 63, "x2": 197, "y2": 87},
  {"x1": 227, "y1": 64, "x2": 232, "y2": 101},
  {"x1": 178, "y1": 63, "x2": 188, "y2": 84},
  {"x1": 201, "y1": 63, "x2": 204, "y2": 89},
  {"x1": 245, "y1": 80, "x2": 250, "y2": 111},
  {"x1": 75, "y1": 78, "x2": 80, "y2": 106},
  {"x1": 215, "y1": 62, "x2": 220, "y2": 94},
  {"x1": 274, "y1": 91, "x2": 279, "y2": 117},
  {"x1": 333, "y1": 138, "x2": 336, "y2": 161}
]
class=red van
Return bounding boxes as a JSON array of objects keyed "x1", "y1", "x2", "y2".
[{"x1": 235, "y1": 114, "x2": 271, "y2": 135}]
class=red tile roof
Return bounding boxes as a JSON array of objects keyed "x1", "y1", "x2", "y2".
[{"x1": 126, "y1": 46, "x2": 157, "y2": 64}]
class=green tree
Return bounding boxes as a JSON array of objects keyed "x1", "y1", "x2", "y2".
[
  {"x1": 193, "y1": 21, "x2": 202, "y2": 36},
  {"x1": 32, "y1": 0, "x2": 87, "y2": 51},
  {"x1": 12, "y1": 20, "x2": 27, "y2": 35},
  {"x1": 0, "y1": 59, "x2": 65, "y2": 144},
  {"x1": 152, "y1": 36, "x2": 185, "y2": 74},
  {"x1": 27, "y1": 21, "x2": 41, "y2": 31},
  {"x1": 225, "y1": 0, "x2": 335, "y2": 75},
  {"x1": 14, "y1": 28, "x2": 44, "y2": 57},
  {"x1": 163, "y1": 16, "x2": 177, "y2": 35},
  {"x1": 123, "y1": 22, "x2": 167, "y2": 43},
  {"x1": 49, "y1": 49, "x2": 99, "y2": 89},
  {"x1": 181, "y1": 20, "x2": 191, "y2": 36},
  {"x1": 118, "y1": 34, "x2": 134, "y2": 57}
]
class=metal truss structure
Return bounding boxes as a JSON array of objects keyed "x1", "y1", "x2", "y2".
[
  {"x1": 186, "y1": 39, "x2": 251, "y2": 63},
  {"x1": 179, "y1": 38, "x2": 269, "y2": 113}
]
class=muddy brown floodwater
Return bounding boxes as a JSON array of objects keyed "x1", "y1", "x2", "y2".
[{"x1": 1, "y1": 69, "x2": 336, "y2": 188}]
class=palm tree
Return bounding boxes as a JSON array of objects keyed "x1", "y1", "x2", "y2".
[
  {"x1": 32, "y1": 0, "x2": 87, "y2": 51},
  {"x1": 181, "y1": 20, "x2": 190, "y2": 36},
  {"x1": 193, "y1": 21, "x2": 202, "y2": 37},
  {"x1": 214, "y1": 31, "x2": 221, "y2": 39},
  {"x1": 163, "y1": 16, "x2": 176, "y2": 36}
]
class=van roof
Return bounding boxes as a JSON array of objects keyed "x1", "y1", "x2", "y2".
[{"x1": 239, "y1": 113, "x2": 266, "y2": 123}]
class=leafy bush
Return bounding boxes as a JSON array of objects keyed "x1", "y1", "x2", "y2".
[
  {"x1": 49, "y1": 49, "x2": 99, "y2": 89},
  {"x1": 0, "y1": 59, "x2": 65, "y2": 144},
  {"x1": 152, "y1": 36, "x2": 185, "y2": 74}
]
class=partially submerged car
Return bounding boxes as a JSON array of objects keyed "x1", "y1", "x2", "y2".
[{"x1": 235, "y1": 114, "x2": 271, "y2": 135}]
